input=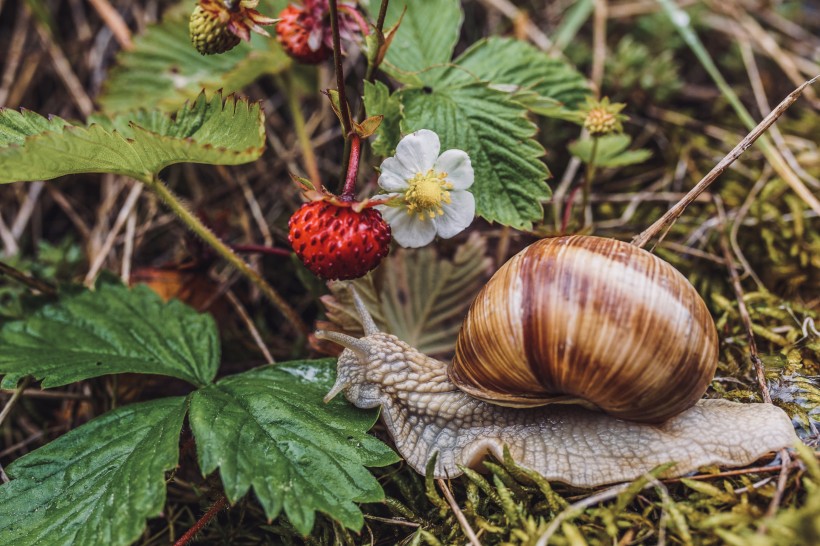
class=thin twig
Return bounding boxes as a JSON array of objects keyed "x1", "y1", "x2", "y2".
[
  {"x1": 31, "y1": 12, "x2": 94, "y2": 116},
  {"x1": 10, "y1": 181, "x2": 45, "y2": 241},
  {"x1": 728, "y1": 169, "x2": 769, "y2": 290},
  {"x1": 231, "y1": 244, "x2": 291, "y2": 257},
  {"x1": 45, "y1": 184, "x2": 91, "y2": 240},
  {"x1": 476, "y1": 0, "x2": 557, "y2": 54},
  {"x1": 87, "y1": 0, "x2": 134, "y2": 50},
  {"x1": 536, "y1": 482, "x2": 633, "y2": 546},
  {"x1": 0, "y1": 377, "x2": 32, "y2": 428},
  {"x1": 233, "y1": 171, "x2": 274, "y2": 247},
  {"x1": 0, "y1": 4, "x2": 30, "y2": 106},
  {"x1": 661, "y1": 457, "x2": 812, "y2": 484},
  {"x1": 765, "y1": 450, "x2": 792, "y2": 519},
  {"x1": 225, "y1": 289, "x2": 275, "y2": 363},
  {"x1": 632, "y1": 76, "x2": 819, "y2": 248},
  {"x1": 715, "y1": 198, "x2": 771, "y2": 404},
  {"x1": 739, "y1": 40, "x2": 819, "y2": 189},
  {"x1": 85, "y1": 182, "x2": 144, "y2": 285},
  {"x1": 0, "y1": 260, "x2": 57, "y2": 295},
  {"x1": 0, "y1": 213, "x2": 18, "y2": 256},
  {"x1": 436, "y1": 479, "x2": 481, "y2": 546},
  {"x1": 121, "y1": 207, "x2": 137, "y2": 284},
  {"x1": 173, "y1": 495, "x2": 228, "y2": 546}
]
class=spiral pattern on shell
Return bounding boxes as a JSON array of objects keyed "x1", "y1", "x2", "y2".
[{"x1": 449, "y1": 236, "x2": 719, "y2": 423}]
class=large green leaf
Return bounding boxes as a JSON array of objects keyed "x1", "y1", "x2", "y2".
[
  {"x1": 189, "y1": 360, "x2": 398, "y2": 535},
  {"x1": 100, "y1": 5, "x2": 290, "y2": 113},
  {"x1": 0, "y1": 397, "x2": 187, "y2": 546},
  {"x1": 363, "y1": 80, "x2": 402, "y2": 157},
  {"x1": 453, "y1": 37, "x2": 590, "y2": 108},
  {"x1": 0, "y1": 282, "x2": 219, "y2": 388},
  {"x1": 380, "y1": 0, "x2": 463, "y2": 77},
  {"x1": 398, "y1": 73, "x2": 550, "y2": 228},
  {"x1": 0, "y1": 91, "x2": 265, "y2": 183}
]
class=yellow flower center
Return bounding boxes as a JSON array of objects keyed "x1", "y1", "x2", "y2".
[{"x1": 405, "y1": 169, "x2": 453, "y2": 221}]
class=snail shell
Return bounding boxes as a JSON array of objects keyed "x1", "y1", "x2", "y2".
[{"x1": 450, "y1": 235, "x2": 719, "y2": 423}]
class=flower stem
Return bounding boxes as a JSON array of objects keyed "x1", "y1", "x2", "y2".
[
  {"x1": 173, "y1": 495, "x2": 227, "y2": 546},
  {"x1": 364, "y1": 0, "x2": 391, "y2": 83},
  {"x1": 232, "y1": 243, "x2": 292, "y2": 257},
  {"x1": 146, "y1": 176, "x2": 309, "y2": 337},
  {"x1": 341, "y1": 133, "x2": 362, "y2": 198},
  {"x1": 284, "y1": 73, "x2": 321, "y2": 186},
  {"x1": 328, "y1": 0, "x2": 352, "y2": 137},
  {"x1": 580, "y1": 136, "x2": 599, "y2": 229}
]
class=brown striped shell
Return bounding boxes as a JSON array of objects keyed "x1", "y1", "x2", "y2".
[{"x1": 449, "y1": 236, "x2": 719, "y2": 423}]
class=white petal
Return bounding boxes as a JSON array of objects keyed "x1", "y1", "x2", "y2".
[
  {"x1": 379, "y1": 154, "x2": 415, "y2": 179},
  {"x1": 378, "y1": 205, "x2": 438, "y2": 248},
  {"x1": 395, "y1": 130, "x2": 440, "y2": 174},
  {"x1": 377, "y1": 158, "x2": 411, "y2": 191},
  {"x1": 434, "y1": 149, "x2": 474, "y2": 190},
  {"x1": 435, "y1": 191, "x2": 475, "y2": 239}
]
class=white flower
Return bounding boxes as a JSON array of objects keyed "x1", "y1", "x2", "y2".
[{"x1": 377, "y1": 130, "x2": 475, "y2": 248}]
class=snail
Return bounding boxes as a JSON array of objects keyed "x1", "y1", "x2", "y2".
[{"x1": 316, "y1": 236, "x2": 797, "y2": 487}]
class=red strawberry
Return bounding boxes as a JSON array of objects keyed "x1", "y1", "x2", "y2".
[
  {"x1": 276, "y1": 4, "x2": 331, "y2": 64},
  {"x1": 288, "y1": 201, "x2": 391, "y2": 280}
]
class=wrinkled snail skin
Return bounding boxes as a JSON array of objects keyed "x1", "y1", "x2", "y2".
[
  {"x1": 317, "y1": 235, "x2": 798, "y2": 487},
  {"x1": 451, "y1": 236, "x2": 720, "y2": 423},
  {"x1": 327, "y1": 333, "x2": 797, "y2": 488}
]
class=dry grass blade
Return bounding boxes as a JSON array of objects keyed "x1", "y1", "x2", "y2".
[{"x1": 632, "y1": 75, "x2": 819, "y2": 249}]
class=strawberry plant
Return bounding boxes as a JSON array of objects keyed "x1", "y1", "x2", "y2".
[{"x1": 1, "y1": 0, "x2": 818, "y2": 544}]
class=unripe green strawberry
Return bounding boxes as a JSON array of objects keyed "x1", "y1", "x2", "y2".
[
  {"x1": 189, "y1": 5, "x2": 241, "y2": 55},
  {"x1": 288, "y1": 201, "x2": 391, "y2": 280}
]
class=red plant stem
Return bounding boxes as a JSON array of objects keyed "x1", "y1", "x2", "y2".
[
  {"x1": 174, "y1": 495, "x2": 228, "y2": 546},
  {"x1": 231, "y1": 244, "x2": 292, "y2": 257},
  {"x1": 560, "y1": 185, "x2": 582, "y2": 234},
  {"x1": 341, "y1": 134, "x2": 362, "y2": 198},
  {"x1": 328, "y1": 0, "x2": 352, "y2": 137}
]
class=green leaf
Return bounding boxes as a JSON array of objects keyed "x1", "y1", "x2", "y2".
[
  {"x1": 453, "y1": 37, "x2": 590, "y2": 108},
  {"x1": 0, "y1": 91, "x2": 265, "y2": 183},
  {"x1": 100, "y1": 4, "x2": 290, "y2": 113},
  {"x1": 380, "y1": 0, "x2": 463, "y2": 77},
  {"x1": 0, "y1": 282, "x2": 219, "y2": 388},
  {"x1": 0, "y1": 397, "x2": 187, "y2": 546},
  {"x1": 189, "y1": 360, "x2": 398, "y2": 535},
  {"x1": 398, "y1": 74, "x2": 550, "y2": 228},
  {"x1": 363, "y1": 80, "x2": 403, "y2": 157},
  {"x1": 324, "y1": 233, "x2": 492, "y2": 357},
  {"x1": 568, "y1": 134, "x2": 652, "y2": 167}
]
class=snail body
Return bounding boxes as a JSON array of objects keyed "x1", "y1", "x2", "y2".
[{"x1": 317, "y1": 236, "x2": 797, "y2": 486}]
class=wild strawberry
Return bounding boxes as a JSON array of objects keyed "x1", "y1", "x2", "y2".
[
  {"x1": 189, "y1": 0, "x2": 277, "y2": 56},
  {"x1": 288, "y1": 200, "x2": 391, "y2": 280},
  {"x1": 276, "y1": 4, "x2": 332, "y2": 64},
  {"x1": 190, "y1": 5, "x2": 241, "y2": 55},
  {"x1": 276, "y1": 1, "x2": 366, "y2": 64}
]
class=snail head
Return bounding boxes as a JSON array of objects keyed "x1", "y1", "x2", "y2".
[
  {"x1": 315, "y1": 287, "x2": 389, "y2": 408},
  {"x1": 316, "y1": 287, "x2": 453, "y2": 408}
]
